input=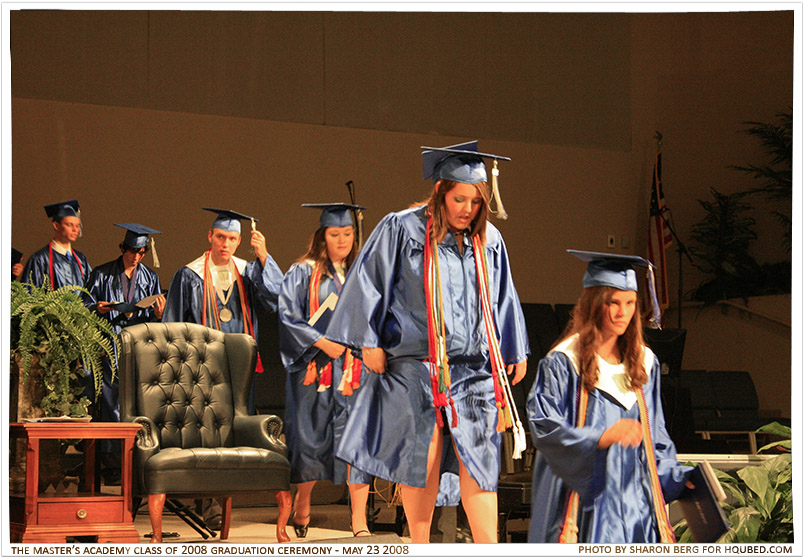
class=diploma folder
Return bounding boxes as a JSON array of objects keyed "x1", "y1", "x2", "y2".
[{"x1": 677, "y1": 461, "x2": 730, "y2": 543}]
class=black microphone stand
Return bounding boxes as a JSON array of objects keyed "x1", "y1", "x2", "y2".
[{"x1": 659, "y1": 207, "x2": 695, "y2": 329}]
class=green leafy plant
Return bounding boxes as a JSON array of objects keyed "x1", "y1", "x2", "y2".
[
  {"x1": 688, "y1": 187, "x2": 763, "y2": 302},
  {"x1": 674, "y1": 422, "x2": 792, "y2": 543},
  {"x1": 730, "y1": 110, "x2": 792, "y2": 252},
  {"x1": 10, "y1": 279, "x2": 118, "y2": 417}
]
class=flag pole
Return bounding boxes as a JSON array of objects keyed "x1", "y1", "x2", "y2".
[{"x1": 652, "y1": 132, "x2": 694, "y2": 329}]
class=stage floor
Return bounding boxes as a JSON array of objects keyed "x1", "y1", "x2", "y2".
[{"x1": 131, "y1": 503, "x2": 406, "y2": 544}]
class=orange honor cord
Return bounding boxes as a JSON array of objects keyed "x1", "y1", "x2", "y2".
[
  {"x1": 559, "y1": 385, "x2": 589, "y2": 543},
  {"x1": 636, "y1": 388, "x2": 676, "y2": 543},
  {"x1": 424, "y1": 217, "x2": 457, "y2": 428}
]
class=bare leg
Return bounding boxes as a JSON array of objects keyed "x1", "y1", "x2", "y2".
[
  {"x1": 456, "y1": 451, "x2": 498, "y2": 543},
  {"x1": 292, "y1": 480, "x2": 316, "y2": 525},
  {"x1": 399, "y1": 426, "x2": 443, "y2": 543},
  {"x1": 348, "y1": 466, "x2": 371, "y2": 536}
]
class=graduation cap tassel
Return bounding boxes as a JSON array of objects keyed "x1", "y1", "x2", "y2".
[
  {"x1": 490, "y1": 160, "x2": 508, "y2": 220},
  {"x1": 646, "y1": 266, "x2": 662, "y2": 329},
  {"x1": 150, "y1": 236, "x2": 160, "y2": 268}
]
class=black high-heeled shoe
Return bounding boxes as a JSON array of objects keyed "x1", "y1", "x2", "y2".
[{"x1": 291, "y1": 511, "x2": 310, "y2": 538}]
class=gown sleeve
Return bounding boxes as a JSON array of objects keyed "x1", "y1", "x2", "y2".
[
  {"x1": 325, "y1": 213, "x2": 406, "y2": 350},
  {"x1": 527, "y1": 351, "x2": 609, "y2": 504},
  {"x1": 162, "y1": 267, "x2": 201, "y2": 324},
  {"x1": 21, "y1": 251, "x2": 48, "y2": 288},
  {"x1": 646, "y1": 355, "x2": 694, "y2": 502},
  {"x1": 278, "y1": 264, "x2": 323, "y2": 373},
  {"x1": 243, "y1": 254, "x2": 283, "y2": 314},
  {"x1": 489, "y1": 232, "x2": 530, "y2": 365}
]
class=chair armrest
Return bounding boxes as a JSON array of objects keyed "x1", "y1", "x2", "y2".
[
  {"x1": 233, "y1": 414, "x2": 288, "y2": 458},
  {"x1": 123, "y1": 415, "x2": 160, "y2": 494}
]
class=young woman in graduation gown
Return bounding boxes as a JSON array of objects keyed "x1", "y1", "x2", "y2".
[
  {"x1": 325, "y1": 142, "x2": 530, "y2": 543},
  {"x1": 527, "y1": 250, "x2": 693, "y2": 543},
  {"x1": 278, "y1": 203, "x2": 373, "y2": 538}
]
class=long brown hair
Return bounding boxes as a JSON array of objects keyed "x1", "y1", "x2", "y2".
[
  {"x1": 560, "y1": 286, "x2": 648, "y2": 392},
  {"x1": 415, "y1": 179, "x2": 490, "y2": 245},
  {"x1": 294, "y1": 226, "x2": 358, "y2": 276}
]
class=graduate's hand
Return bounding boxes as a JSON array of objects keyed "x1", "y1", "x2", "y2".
[
  {"x1": 598, "y1": 419, "x2": 643, "y2": 449},
  {"x1": 97, "y1": 302, "x2": 113, "y2": 315},
  {"x1": 251, "y1": 229, "x2": 268, "y2": 266},
  {"x1": 152, "y1": 294, "x2": 166, "y2": 320},
  {"x1": 11, "y1": 263, "x2": 23, "y2": 279},
  {"x1": 315, "y1": 338, "x2": 346, "y2": 360},
  {"x1": 507, "y1": 360, "x2": 527, "y2": 385},
  {"x1": 362, "y1": 346, "x2": 387, "y2": 374}
]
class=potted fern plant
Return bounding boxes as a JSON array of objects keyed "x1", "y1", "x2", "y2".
[{"x1": 10, "y1": 279, "x2": 118, "y2": 419}]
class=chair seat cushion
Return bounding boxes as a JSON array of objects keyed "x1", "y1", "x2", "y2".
[{"x1": 144, "y1": 446, "x2": 290, "y2": 495}]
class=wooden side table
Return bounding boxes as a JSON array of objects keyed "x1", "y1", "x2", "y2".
[{"x1": 9, "y1": 422, "x2": 143, "y2": 543}]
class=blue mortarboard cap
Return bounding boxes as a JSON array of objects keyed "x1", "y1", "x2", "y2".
[
  {"x1": 302, "y1": 203, "x2": 366, "y2": 228},
  {"x1": 115, "y1": 223, "x2": 161, "y2": 249},
  {"x1": 44, "y1": 199, "x2": 80, "y2": 221},
  {"x1": 421, "y1": 141, "x2": 511, "y2": 184},
  {"x1": 202, "y1": 207, "x2": 257, "y2": 233},
  {"x1": 568, "y1": 249, "x2": 662, "y2": 328}
]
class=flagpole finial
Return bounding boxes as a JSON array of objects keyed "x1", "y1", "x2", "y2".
[{"x1": 654, "y1": 131, "x2": 663, "y2": 150}]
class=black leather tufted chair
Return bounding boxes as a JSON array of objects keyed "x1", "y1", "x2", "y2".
[{"x1": 118, "y1": 322, "x2": 292, "y2": 543}]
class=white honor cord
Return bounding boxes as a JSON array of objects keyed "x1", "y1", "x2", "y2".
[{"x1": 498, "y1": 364, "x2": 527, "y2": 459}]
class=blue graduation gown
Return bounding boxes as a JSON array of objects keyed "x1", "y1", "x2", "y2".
[
  {"x1": 162, "y1": 253, "x2": 282, "y2": 335},
  {"x1": 21, "y1": 242, "x2": 91, "y2": 289},
  {"x1": 84, "y1": 258, "x2": 162, "y2": 424},
  {"x1": 279, "y1": 261, "x2": 371, "y2": 485},
  {"x1": 526, "y1": 334, "x2": 692, "y2": 543},
  {"x1": 326, "y1": 205, "x2": 530, "y2": 492}
]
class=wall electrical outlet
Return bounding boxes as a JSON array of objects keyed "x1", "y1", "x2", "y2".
[{"x1": 607, "y1": 235, "x2": 616, "y2": 248}]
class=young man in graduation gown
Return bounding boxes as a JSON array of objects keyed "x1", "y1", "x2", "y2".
[
  {"x1": 162, "y1": 208, "x2": 283, "y2": 530},
  {"x1": 21, "y1": 199, "x2": 91, "y2": 289},
  {"x1": 84, "y1": 224, "x2": 166, "y2": 484}
]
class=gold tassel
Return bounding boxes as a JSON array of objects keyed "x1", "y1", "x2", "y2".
[
  {"x1": 150, "y1": 236, "x2": 160, "y2": 268},
  {"x1": 490, "y1": 159, "x2": 508, "y2": 220}
]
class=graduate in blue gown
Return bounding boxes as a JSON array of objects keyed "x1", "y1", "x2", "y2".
[
  {"x1": 84, "y1": 223, "x2": 166, "y2": 482},
  {"x1": 279, "y1": 202, "x2": 374, "y2": 538},
  {"x1": 85, "y1": 224, "x2": 166, "y2": 420},
  {"x1": 527, "y1": 250, "x2": 693, "y2": 543},
  {"x1": 162, "y1": 208, "x2": 282, "y2": 343},
  {"x1": 21, "y1": 199, "x2": 91, "y2": 290},
  {"x1": 162, "y1": 207, "x2": 283, "y2": 529},
  {"x1": 326, "y1": 142, "x2": 530, "y2": 543}
]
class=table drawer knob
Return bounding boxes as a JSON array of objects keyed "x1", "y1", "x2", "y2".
[{"x1": 76, "y1": 509, "x2": 87, "y2": 519}]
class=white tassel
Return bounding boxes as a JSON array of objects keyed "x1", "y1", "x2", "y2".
[
  {"x1": 490, "y1": 160, "x2": 508, "y2": 220},
  {"x1": 150, "y1": 236, "x2": 160, "y2": 268},
  {"x1": 499, "y1": 361, "x2": 526, "y2": 459}
]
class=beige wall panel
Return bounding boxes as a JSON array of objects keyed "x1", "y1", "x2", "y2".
[
  {"x1": 148, "y1": 11, "x2": 326, "y2": 123},
  {"x1": 11, "y1": 10, "x2": 149, "y2": 105},
  {"x1": 324, "y1": 12, "x2": 631, "y2": 148}
]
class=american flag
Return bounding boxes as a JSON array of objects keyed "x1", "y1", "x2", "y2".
[{"x1": 648, "y1": 150, "x2": 673, "y2": 315}]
